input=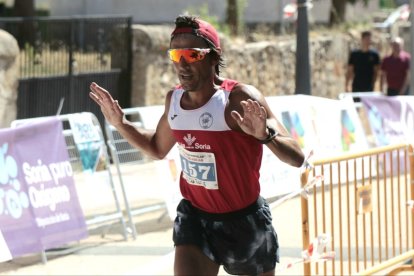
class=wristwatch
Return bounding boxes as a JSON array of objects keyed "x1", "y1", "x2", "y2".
[{"x1": 259, "y1": 126, "x2": 278, "y2": 144}]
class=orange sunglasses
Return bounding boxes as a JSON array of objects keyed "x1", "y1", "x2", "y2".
[{"x1": 168, "y1": 48, "x2": 211, "y2": 63}]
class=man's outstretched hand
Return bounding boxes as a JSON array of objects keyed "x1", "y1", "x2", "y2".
[
  {"x1": 230, "y1": 99, "x2": 268, "y2": 140},
  {"x1": 89, "y1": 82, "x2": 124, "y2": 127}
]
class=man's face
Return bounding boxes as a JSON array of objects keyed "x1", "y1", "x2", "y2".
[
  {"x1": 361, "y1": 35, "x2": 371, "y2": 49},
  {"x1": 391, "y1": 40, "x2": 402, "y2": 54},
  {"x1": 169, "y1": 34, "x2": 215, "y2": 92}
]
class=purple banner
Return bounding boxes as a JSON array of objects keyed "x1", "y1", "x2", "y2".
[{"x1": 0, "y1": 117, "x2": 87, "y2": 258}]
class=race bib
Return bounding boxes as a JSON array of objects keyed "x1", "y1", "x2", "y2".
[{"x1": 178, "y1": 146, "x2": 218, "y2": 190}]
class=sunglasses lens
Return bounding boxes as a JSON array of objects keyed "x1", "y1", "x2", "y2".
[
  {"x1": 168, "y1": 49, "x2": 208, "y2": 63},
  {"x1": 168, "y1": 49, "x2": 184, "y2": 62}
]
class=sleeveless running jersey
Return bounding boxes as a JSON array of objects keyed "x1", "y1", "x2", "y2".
[{"x1": 168, "y1": 79, "x2": 263, "y2": 213}]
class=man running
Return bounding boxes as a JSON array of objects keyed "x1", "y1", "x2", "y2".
[{"x1": 90, "y1": 15, "x2": 304, "y2": 276}]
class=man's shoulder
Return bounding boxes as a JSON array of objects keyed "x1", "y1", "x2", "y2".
[
  {"x1": 227, "y1": 82, "x2": 252, "y2": 93},
  {"x1": 228, "y1": 83, "x2": 262, "y2": 101},
  {"x1": 401, "y1": 51, "x2": 411, "y2": 60},
  {"x1": 221, "y1": 79, "x2": 260, "y2": 97}
]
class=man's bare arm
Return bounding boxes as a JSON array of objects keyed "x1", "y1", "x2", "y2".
[
  {"x1": 89, "y1": 82, "x2": 176, "y2": 160},
  {"x1": 372, "y1": 64, "x2": 380, "y2": 91},
  {"x1": 345, "y1": 65, "x2": 354, "y2": 92},
  {"x1": 228, "y1": 84, "x2": 305, "y2": 168},
  {"x1": 399, "y1": 69, "x2": 410, "y2": 95}
]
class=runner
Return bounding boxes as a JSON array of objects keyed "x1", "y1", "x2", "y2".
[{"x1": 90, "y1": 15, "x2": 304, "y2": 276}]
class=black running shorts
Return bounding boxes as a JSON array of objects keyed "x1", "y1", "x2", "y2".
[{"x1": 173, "y1": 196, "x2": 279, "y2": 275}]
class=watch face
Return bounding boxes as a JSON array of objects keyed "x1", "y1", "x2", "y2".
[{"x1": 260, "y1": 126, "x2": 277, "y2": 144}]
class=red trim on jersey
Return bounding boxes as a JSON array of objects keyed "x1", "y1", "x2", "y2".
[{"x1": 220, "y1": 79, "x2": 238, "y2": 91}]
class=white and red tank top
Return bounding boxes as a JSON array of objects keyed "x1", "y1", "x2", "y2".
[{"x1": 168, "y1": 79, "x2": 263, "y2": 213}]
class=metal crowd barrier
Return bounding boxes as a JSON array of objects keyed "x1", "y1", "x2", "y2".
[
  {"x1": 301, "y1": 143, "x2": 414, "y2": 275},
  {"x1": 104, "y1": 106, "x2": 167, "y2": 239},
  {"x1": 12, "y1": 112, "x2": 129, "y2": 261}
]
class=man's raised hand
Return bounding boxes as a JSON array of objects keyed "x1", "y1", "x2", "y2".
[
  {"x1": 230, "y1": 99, "x2": 268, "y2": 140},
  {"x1": 89, "y1": 82, "x2": 124, "y2": 127}
]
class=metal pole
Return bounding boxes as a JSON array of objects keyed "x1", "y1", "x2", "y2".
[
  {"x1": 410, "y1": 0, "x2": 414, "y2": 95},
  {"x1": 295, "y1": 0, "x2": 311, "y2": 95}
]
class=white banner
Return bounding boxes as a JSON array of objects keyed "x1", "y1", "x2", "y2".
[
  {"x1": 361, "y1": 95, "x2": 414, "y2": 146},
  {"x1": 266, "y1": 95, "x2": 368, "y2": 159}
]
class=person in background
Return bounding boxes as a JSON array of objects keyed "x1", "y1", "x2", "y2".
[
  {"x1": 89, "y1": 15, "x2": 304, "y2": 276},
  {"x1": 380, "y1": 36, "x2": 410, "y2": 96},
  {"x1": 345, "y1": 31, "x2": 381, "y2": 93}
]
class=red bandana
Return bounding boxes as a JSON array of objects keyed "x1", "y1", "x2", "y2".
[{"x1": 171, "y1": 19, "x2": 221, "y2": 50}]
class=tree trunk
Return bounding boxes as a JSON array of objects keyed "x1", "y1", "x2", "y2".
[
  {"x1": 13, "y1": 0, "x2": 36, "y2": 48},
  {"x1": 13, "y1": 0, "x2": 35, "y2": 17},
  {"x1": 226, "y1": 0, "x2": 238, "y2": 36},
  {"x1": 329, "y1": 0, "x2": 347, "y2": 26}
]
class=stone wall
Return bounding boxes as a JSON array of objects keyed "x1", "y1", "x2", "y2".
[
  {"x1": 131, "y1": 25, "x2": 380, "y2": 106},
  {"x1": 0, "y1": 30, "x2": 19, "y2": 128},
  {"x1": 131, "y1": 25, "x2": 174, "y2": 107}
]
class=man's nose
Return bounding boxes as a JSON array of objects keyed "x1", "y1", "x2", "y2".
[{"x1": 178, "y1": 56, "x2": 190, "y2": 67}]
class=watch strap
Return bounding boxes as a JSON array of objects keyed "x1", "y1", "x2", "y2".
[{"x1": 259, "y1": 126, "x2": 278, "y2": 144}]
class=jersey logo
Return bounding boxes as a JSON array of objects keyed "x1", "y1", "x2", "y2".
[
  {"x1": 183, "y1": 134, "x2": 196, "y2": 146},
  {"x1": 170, "y1": 114, "x2": 178, "y2": 120},
  {"x1": 199, "y1": 112, "x2": 213, "y2": 129}
]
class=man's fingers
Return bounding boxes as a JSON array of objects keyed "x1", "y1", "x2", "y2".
[
  {"x1": 90, "y1": 82, "x2": 105, "y2": 102},
  {"x1": 89, "y1": 91, "x2": 101, "y2": 104},
  {"x1": 231, "y1": 110, "x2": 242, "y2": 124},
  {"x1": 89, "y1": 92, "x2": 108, "y2": 109},
  {"x1": 90, "y1": 82, "x2": 114, "y2": 103},
  {"x1": 240, "y1": 100, "x2": 254, "y2": 114},
  {"x1": 240, "y1": 100, "x2": 266, "y2": 119},
  {"x1": 114, "y1": 100, "x2": 122, "y2": 111},
  {"x1": 258, "y1": 106, "x2": 267, "y2": 118}
]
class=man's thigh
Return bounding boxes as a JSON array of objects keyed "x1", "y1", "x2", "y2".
[{"x1": 174, "y1": 244, "x2": 220, "y2": 276}]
